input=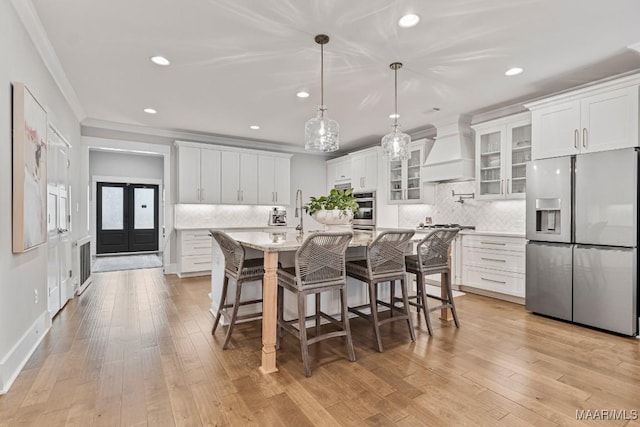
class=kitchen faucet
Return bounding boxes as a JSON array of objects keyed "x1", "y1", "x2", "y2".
[{"x1": 295, "y1": 189, "x2": 304, "y2": 236}]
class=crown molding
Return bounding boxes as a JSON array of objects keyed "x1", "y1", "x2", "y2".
[
  {"x1": 81, "y1": 118, "x2": 329, "y2": 156},
  {"x1": 629, "y1": 41, "x2": 640, "y2": 54},
  {"x1": 11, "y1": 0, "x2": 86, "y2": 121}
]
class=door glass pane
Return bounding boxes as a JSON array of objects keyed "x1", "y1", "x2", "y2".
[
  {"x1": 511, "y1": 124, "x2": 531, "y2": 194},
  {"x1": 389, "y1": 159, "x2": 403, "y2": 201},
  {"x1": 48, "y1": 192, "x2": 57, "y2": 232},
  {"x1": 480, "y1": 131, "x2": 502, "y2": 196},
  {"x1": 134, "y1": 188, "x2": 155, "y2": 229},
  {"x1": 59, "y1": 195, "x2": 67, "y2": 231},
  {"x1": 102, "y1": 187, "x2": 123, "y2": 230}
]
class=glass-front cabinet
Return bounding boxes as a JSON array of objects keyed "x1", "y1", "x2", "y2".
[
  {"x1": 388, "y1": 140, "x2": 426, "y2": 204},
  {"x1": 473, "y1": 113, "x2": 531, "y2": 200}
]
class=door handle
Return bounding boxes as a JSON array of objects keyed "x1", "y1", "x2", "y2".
[
  {"x1": 574, "y1": 129, "x2": 579, "y2": 149},
  {"x1": 582, "y1": 128, "x2": 587, "y2": 149}
]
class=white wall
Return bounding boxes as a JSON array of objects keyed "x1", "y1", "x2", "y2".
[
  {"x1": 89, "y1": 150, "x2": 164, "y2": 181},
  {"x1": 0, "y1": 1, "x2": 82, "y2": 393}
]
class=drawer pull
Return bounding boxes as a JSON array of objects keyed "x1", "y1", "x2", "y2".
[
  {"x1": 193, "y1": 261, "x2": 210, "y2": 265},
  {"x1": 481, "y1": 257, "x2": 506, "y2": 262},
  {"x1": 481, "y1": 277, "x2": 507, "y2": 284},
  {"x1": 193, "y1": 246, "x2": 210, "y2": 249},
  {"x1": 480, "y1": 241, "x2": 506, "y2": 246}
]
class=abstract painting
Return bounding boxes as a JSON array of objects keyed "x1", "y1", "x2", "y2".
[{"x1": 13, "y1": 82, "x2": 48, "y2": 253}]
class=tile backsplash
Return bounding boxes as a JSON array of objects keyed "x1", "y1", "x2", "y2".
[
  {"x1": 398, "y1": 181, "x2": 525, "y2": 233},
  {"x1": 174, "y1": 204, "x2": 322, "y2": 229}
]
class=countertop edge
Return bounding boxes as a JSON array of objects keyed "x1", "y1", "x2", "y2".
[{"x1": 459, "y1": 230, "x2": 525, "y2": 238}]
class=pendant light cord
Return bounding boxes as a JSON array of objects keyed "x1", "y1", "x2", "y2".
[
  {"x1": 320, "y1": 42, "x2": 324, "y2": 108},
  {"x1": 394, "y1": 67, "x2": 398, "y2": 126}
]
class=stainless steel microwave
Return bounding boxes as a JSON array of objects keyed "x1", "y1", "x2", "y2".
[{"x1": 352, "y1": 191, "x2": 375, "y2": 227}]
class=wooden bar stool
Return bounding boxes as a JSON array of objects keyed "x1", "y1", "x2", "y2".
[
  {"x1": 405, "y1": 229, "x2": 461, "y2": 335},
  {"x1": 346, "y1": 230, "x2": 416, "y2": 352},
  {"x1": 211, "y1": 231, "x2": 265, "y2": 349},
  {"x1": 276, "y1": 231, "x2": 355, "y2": 377}
]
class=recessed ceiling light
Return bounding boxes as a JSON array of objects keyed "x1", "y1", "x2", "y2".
[
  {"x1": 505, "y1": 67, "x2": 524, "y2": 76},
  {"x1": 389, "y1": 113, "x2": 400, "y2": 119},
  {"x1": 150, "y1": 56, "x2": 170, "y2": 66},
  {"x1": 296, "y1": 91, "x2": 310, "y2": 98},
  {"x1": 398, "y1": 14, "x2": 420, "y2": 28},
  {"x1": 249, "y1": 125, "x2": 260, "y2": 130},
  {"x1": 143, "y1": 108, "x2": 157, "y2": 114}
]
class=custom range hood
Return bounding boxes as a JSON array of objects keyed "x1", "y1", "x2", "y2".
[{"x1": 422, "y1": 115, "x2": 475, "y2": 182}]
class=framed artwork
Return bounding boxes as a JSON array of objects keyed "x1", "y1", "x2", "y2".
[{"x1": 12, "y1": 82, "x2": 48, "y2": 253}]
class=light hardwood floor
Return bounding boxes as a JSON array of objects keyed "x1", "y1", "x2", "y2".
[{"x1": 1, "y1": 268, "x2": 639, "y2": 426}]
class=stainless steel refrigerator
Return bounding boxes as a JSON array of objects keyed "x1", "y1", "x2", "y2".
[{"x1": 526, "y1": 148, "x2": 639, "y2": 336}]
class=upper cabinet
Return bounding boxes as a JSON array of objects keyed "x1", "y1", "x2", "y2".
[
  {"x1": 350, "y1": 148, "x2": 378, "y2": 191},
  {"x1": 472, "y1": 113, "x2": 531, "y2": 200},
  {"x1": 526, "y1": 77, "x2": 640, "y2": 160},
  {"x1": 176, "y1": 145, "x2": 221, "y2": 204},
  {"x1": 176, "y1": 141, "x2": 291, "y2": 206},
  {"x1": 258, "y1": 155, "x2": 291, "y2": 205},
  {"x1": 388, "y1": 140, "x2": 433, "y2": 204}
]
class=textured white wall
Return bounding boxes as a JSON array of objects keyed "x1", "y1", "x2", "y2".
[
  {"x1": 398, "y1": 181, "x2": 525, "y2": 233},
  {"x1": 89, "y1": 150, "x2": 164, "y2": 181}
]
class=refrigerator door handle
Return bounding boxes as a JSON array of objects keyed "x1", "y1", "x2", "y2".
[
  {"x1": 582, "y1": 128, "x2": 588, "y2": 149},
  {"x1": 574, "y1": 129, "x2": 579, "y2": 149}
]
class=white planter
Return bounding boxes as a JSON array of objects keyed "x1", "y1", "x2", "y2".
[{"x1": 311, "y1": 209, "x2": 353, "y2": 230}]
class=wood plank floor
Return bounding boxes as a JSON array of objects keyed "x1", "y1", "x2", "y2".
[{"x1": 1, "y1": 268, "x2": 639, "y2": 426}]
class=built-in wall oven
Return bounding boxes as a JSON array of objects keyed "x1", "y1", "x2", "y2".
[{"x1": 352, "y1": 191, "x2": 376, "y2": 229}]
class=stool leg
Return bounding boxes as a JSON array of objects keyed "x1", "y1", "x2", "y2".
[
  {"x1": 401, "y1": 276, "x2": 416, "y2": 342},
  {"x1": 418, "y1": 273, "x2": 433, "y2": 336},
  {"x1": 369, "y1": 281, "x2": 384, "y2": 353},
  {"x1": 298, "y1": 293, "x2": 311, "y2": 377},
  {"x1": 315, "y1": 292, "x2": 321, "y2": 336},
  {"x1": 390, "y1": 280, "x2": 395, "y2": 317},
  {"x1": 445, "y1": 271, "x2": 460, "y2": 328},
  {"x1": 212, "y1": 275, "x2": 229, "y2": 335},
  {"x1": 414, "y1": 274, "x2": 421, "y2": 314},
  {"x1": 276, "y1": 284, "x2": 284, "y2": 350},
  {"x1": 340, "y1": 287, "x2": 356, "y2": 362},
  {"x1": 222, "y1": 279, "x2": 242, "y2": 350}
]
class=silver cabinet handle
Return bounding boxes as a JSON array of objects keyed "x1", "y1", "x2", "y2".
[
  {"x1": 275, "y1": 191, "x2": 278, "y2": 202},
  {"x1": 193, "y1": 246, "x2": 210, "y2": 249},
  {"x1": 582, "y1": 128, "x2": 587, "y2": 149},
  {"x1": 194, "y1": 261, "x2": 210, "y2": 265},
  {"x1": 237, "y1": 190, "x2": 240, "y2": 201},
  {"x1": 241, "y1": 190, "x2": 244, "y2": 201},
  {"x1": 480, "y1": 241, "x2": 506, "y2": 245},
  {"x1": 506, "y1": 179, "x2": 509, "y2": 195},
  {"x1": 500, "y1": 180, "x2": 504, "y2": 195},
  {"x1": 201, "y1": 188, "x2": 204, "y2": 201},
  {"x1": 481, "y1": 277, "x2": 507, "y2": 284},
  {"x1": 574, "y1": 129, "x2": 579, "y2": 149},
  {"x1": 481, "y1": 257, "x2": 506, "y2": 262}
]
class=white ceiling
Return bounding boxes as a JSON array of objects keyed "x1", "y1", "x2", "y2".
[{"x1": 31, "y1": 0, "x2": 640, "y2": 152}]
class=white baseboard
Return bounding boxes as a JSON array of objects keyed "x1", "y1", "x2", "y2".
[
  {"x1": 0, "y1": 311, "x2": 51, "y2": 394},
  {"x1": 163, "y1": 263, "x2": 177, "y2": 275}
]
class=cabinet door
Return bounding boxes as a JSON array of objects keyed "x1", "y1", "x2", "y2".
[
  {"x1": 258, "y1": 156, "x2": 276, "y2": 205},
  {"x1": 200, "y1": 149, "x2": 221, "y2": 204},
  {"x1": 326, "y1": 161, "x2": 337, "y2": 192},
  {"x1": 334, "y1": 158, "x2": 351, "y2": 182},
  {"x1": 351, "y1": 155, "x2": 366, "y2": 190},
  {"x1": 177, "y1": 146, "x2": 201, "y2": 203},
  {"x1": 531, "y1": 100, "x2": 581, "y2": 159},
  {"x1": 363, "y1": 151, "x2": 378, "y2": 190},
  {"x1": 476, "y1": 128, "x2": 505, "y2": 199},
  {"x1": 506, "y1": 121, "x2": 531, "y2": 199},
  {"x1": 581, "y1": 86, "x2": 639, "y2": 153},
  {"x1": 239, "y1": 153, "x2": 258, "y2": 204},
  {"x1": 405, "y1": 146, "x2": 423, "y2": 202},
  {"x1": 220, "y1": 151, "x2": 240, "y2": 203},
  {"x1": 274, "y1": 157, "x2": 290, "y2": 205},
  {"x1": 388, "y1": 158, "x2": 404, "y2": 203}
]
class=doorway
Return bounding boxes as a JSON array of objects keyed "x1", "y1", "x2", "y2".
[{"x1": 96, "y1": 182, "x2": 159, "y2": 254}]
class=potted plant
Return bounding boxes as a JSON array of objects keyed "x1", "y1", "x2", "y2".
[{"x1": 304, "y1": 188, "x2": 360, "y2": 229}]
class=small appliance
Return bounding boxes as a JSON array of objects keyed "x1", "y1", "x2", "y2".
[{"x1": 268, "y1": 207, "x2": 287, "y2": 226}]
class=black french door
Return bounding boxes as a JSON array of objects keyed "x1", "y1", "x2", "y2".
[{"x1": 96, "y1": 182, "x2": 159, "y2": 254}]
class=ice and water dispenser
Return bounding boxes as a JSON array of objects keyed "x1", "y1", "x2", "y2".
[{"x1": 535, "y1": 198, "x2": 561, "y2": 234}]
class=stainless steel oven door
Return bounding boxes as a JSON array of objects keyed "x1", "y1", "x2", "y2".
[{"x1": 352, "y1": 191, "x2": 375, "y2": 226}]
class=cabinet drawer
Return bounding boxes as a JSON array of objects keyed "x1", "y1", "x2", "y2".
[
  {"x1": 180, "y1": 230, "x2": 211, "y2": 241},
  {"x1": 463, "y1": 235, "x2": 525, "y2": 252},
  {"x1": 463, "y1": 267, "x2": 524, "y2": 297},
  {"x1": 181, "y1": 256, "x2": 211, "y2": 273},
  {"x1": 462, "y1": 247, "x2": 524, "y2": 274},
  {"x1": 181, "y1": 240, "x2": 212, "y2": 256}
]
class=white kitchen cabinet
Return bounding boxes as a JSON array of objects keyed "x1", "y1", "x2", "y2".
[
  {"x1": 258, "y1": 155, "x2": 291, "y2": 205},
  {"x1": 350, "y1": 148, "x2": 378, "y2": 191},
  {"x1": 460, "y1": 233, "x2": 526, "y2": 300},
  {"x1": 177, "y1": 229, "x2": 212, "y2": 277},
  {"x1": 176, "y1": 145, "x2": 221, "y2": 204},
  {"x1": 527, "y1": 79, "x2": 640, "y2": 160},
  {"x1": 326, "y1": 155, "x2": 351, "y2": 191},
  {"x1": 221, "y1": 151, "x2": 258, "y2": 204},
  {"x1": 473, "y1": 113, "x2": 531, "y2": 200},
  {"x1": 388, "y1": 140, "x2": 434, "y2": 204}
]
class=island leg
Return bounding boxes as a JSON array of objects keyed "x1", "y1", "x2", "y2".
[{"x1": 260, "y1": 250, "x2": 279, "y2": 374}]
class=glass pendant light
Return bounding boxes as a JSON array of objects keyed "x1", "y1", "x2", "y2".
[
  {"x1": 305, "y1": 34, "x2": 339, "y2": 152},
  {"x1": 382, "y1": 62, "x2": 411, "y2": 160}
]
